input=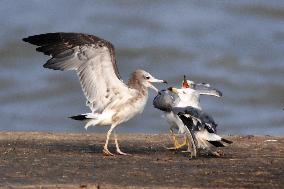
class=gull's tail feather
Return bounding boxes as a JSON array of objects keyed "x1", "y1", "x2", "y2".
[
  {"x1": 208, "y1": 137, "x2": 233, "y2": 148},
  {"x1": 208, "y1": 140, "x2": 226, "y2": 147},
  {"x1": 221, "y1": 138, "x2": 233, "y2": 144},
  {"x1": 195, "y1": 136, "x2": 218, "y2": 154},
  {"x1": 69, "y1": 114, "x2": 90, "y2": 121},
  {"x1": 195, "y1": 130, "x2": 233, "y2": 155},
  {"x1": 205, "y1": 133, "x2": 233, "y2": 147},
  {"x1": 69, "y1": 113, "x2": 101, "y2": 130},
  {"x1": 69, "y1": 113, "x2": 98, "y2": 121}
]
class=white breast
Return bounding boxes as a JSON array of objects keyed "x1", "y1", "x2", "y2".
[
  {"x1": 165, "y1": 112, "x2": 186, "y2": 133},
  {"x1": 111, "y1": 92, "x2": 148, "y2": 125}
]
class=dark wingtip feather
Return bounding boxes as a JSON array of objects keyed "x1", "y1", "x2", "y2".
[
  {"x1": 22, "y1": 33, "x2": 62, "y2": 46},
  {"x1": 22, "y1": 37, "x2": 29, "y2": 42},
  {"x1": 221, "y1": 138, "x2": 233, "y2": 144},
  {"x1": 42, "y1": 62, "x2": 59, "y2": 70},
  {"x1": 22, "y1": 32, "x2": 121, "y2": 78}
]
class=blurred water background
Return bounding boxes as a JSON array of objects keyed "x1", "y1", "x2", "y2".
[{"x1": 0, "y1": 0, "x2": 283, "y2": 135}]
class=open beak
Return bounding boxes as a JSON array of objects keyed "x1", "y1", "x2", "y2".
[
  {"x1": 195, "y1": 83, "x2": 222, "y2": 97},
  {"x1": 148, "y1": 78, "x2": 167, "y2": 92},
  {"x1": 182, "y1": 75, "x2": 190, "y2": 88}
]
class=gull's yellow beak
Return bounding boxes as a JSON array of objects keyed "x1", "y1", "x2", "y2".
[{"x1": 168, "y1": 87, "x2": 179, "y2": 94}]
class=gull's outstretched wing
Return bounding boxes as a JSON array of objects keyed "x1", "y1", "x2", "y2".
[
  {"x1": 23, "y1": 32, "x2": 132, "y2": 113},
  {"x1": 173, "y1": 106, "x2": 218, "y2": 133}
]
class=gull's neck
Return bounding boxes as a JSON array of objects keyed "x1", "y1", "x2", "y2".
[
  {"x1": 128, "y1": 73, "x2": 148, "y2": 97},
  {"x1": 126, "y1": 73, "x2": 149, "y2": 114}
]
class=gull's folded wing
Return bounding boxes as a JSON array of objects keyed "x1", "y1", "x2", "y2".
[
  {"x1": 173, "y1": 106, "x2": 217, "y2": 133},
  {"x1": 153, "y1": 90, "x2": 176, "y2": 112}
]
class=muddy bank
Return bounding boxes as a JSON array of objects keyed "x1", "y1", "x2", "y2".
[{"x1": 0, "y1": 132, "x2": 283, "y2": 188}]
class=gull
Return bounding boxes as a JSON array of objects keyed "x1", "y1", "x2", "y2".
[
  {"x1": 154, "y1": 76, "x2": 232, "y2": 156},
  {"x1": 153, "y1": 88, "x2": 197, "y2": 157},
  {"x1": 173, "y1": 76, "x2": 233, "y2": 156},
  {"x1": 23, "y1": 32, "x2": 166, "y2": 156}
]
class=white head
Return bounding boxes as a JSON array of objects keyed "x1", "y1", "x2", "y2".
[
  {"x1": 181, "y1": 75, "x2": 222, "y2": 97},
  {"x1": 129, "y1": 69, "x2": 167, "y2": 92},
  {"x1": 168, "y1": 75, "x2": 222, "y2": 108}
]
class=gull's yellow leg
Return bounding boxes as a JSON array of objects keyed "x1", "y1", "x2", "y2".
[
  {"x1": 181, "y1": 137, "x2": 191, "y2": 153},
  {"x1": 175, "y1": 136, "x2": 188, "y2": 149},
  {"x1": 167, "y1": 129, "x2": 187, "y2": 150}
]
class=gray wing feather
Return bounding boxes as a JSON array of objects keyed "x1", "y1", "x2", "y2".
[
  {"x1": 23, "y1": 32, "x2": 121, "y2": 78},
  {"x1": 153, "y1": 90, "x2": 176, "y2": 112},
  {"x1": 43, "y1": 48, "x2": 81, "y2": 71},
  {"x1": 23, "y1": 33, "x2": 131, "y2": 113},
  {"x1": 173, "y1": 106, "x2": 202, "y2": 117},
  {"x1": 174, "y1": 106, "x2": 217, "y2": 133}
]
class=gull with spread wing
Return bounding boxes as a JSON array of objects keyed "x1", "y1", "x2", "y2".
[{"x1": 23, "y1": 33, "x2": 166, "y2": 156}]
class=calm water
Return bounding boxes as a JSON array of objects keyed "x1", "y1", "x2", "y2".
[{"x1": 0, "y1": 0, "x2": 283, "y2": 135}]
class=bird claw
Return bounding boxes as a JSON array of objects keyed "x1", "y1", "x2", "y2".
[
  {"x1": 165, "y1": 141, "x2": 187, "y2": 150},
  {"x1": 181, "y1": 150, "x2": 191, "y2": 153},
  {"x1": 217, "y1": 150, "x2": 224, "y2": 156},
  {"x1": 181, "y1": 150, "x2": 197, "y2": 158},
  {"x1": 103, "y1": 148, "x2": 114, "y2": 156},
  {"x1": 165, "y1": 146, "x2": 179, "y2": 150},
  {"x1": 211, "y1": 151, "x2": 221, "y2": 157},
  {"x1": 116, "y1": 150, "x2": 130, "y2": 156}
]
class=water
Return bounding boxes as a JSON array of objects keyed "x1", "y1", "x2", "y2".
[{"x1": 0, "y1": 0, "x2": 283, "y2": 135}]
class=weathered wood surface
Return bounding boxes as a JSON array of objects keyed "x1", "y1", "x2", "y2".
[{"x1": 0, "y1": 132, "x2": 283, "y2": 188}]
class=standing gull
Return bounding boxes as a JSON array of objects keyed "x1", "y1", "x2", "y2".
[
  {"x1": 154, "y1": 76, "x2": 232, "y2": 156},
  {"x1": 23, "y1": 32, "x2": 166, "y2": 156},
  {"x1": 172, "y1": 76, "x2": 224, "y2": 153},
  {"x1": 171, "y1": 87, "x2": 233, "y2": 156},
  {"x1": 176, "y1": 76, "x2": 233, "y2": 156},
  {"x1": 153, "y1": 88, "x2": 197, "y2": 157}
]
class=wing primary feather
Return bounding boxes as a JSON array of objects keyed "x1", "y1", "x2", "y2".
[
  {"x1": 23, "y1": 32, "x2": 121, "y2": 79},
  {"x1": 23, "y1": 32, "x2": 129, "y2": 113},
  {"x1": 176, "y1": 106, "x2": 217, "y2": 133}
]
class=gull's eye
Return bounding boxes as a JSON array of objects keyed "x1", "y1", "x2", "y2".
[{"x1": 145, "y1": 76, "x2": 150, "y2": 79}]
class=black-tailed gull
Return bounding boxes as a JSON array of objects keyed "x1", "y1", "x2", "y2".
[{"x1": 153, "y1": 76, "x2": 232, "y2": 157}]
